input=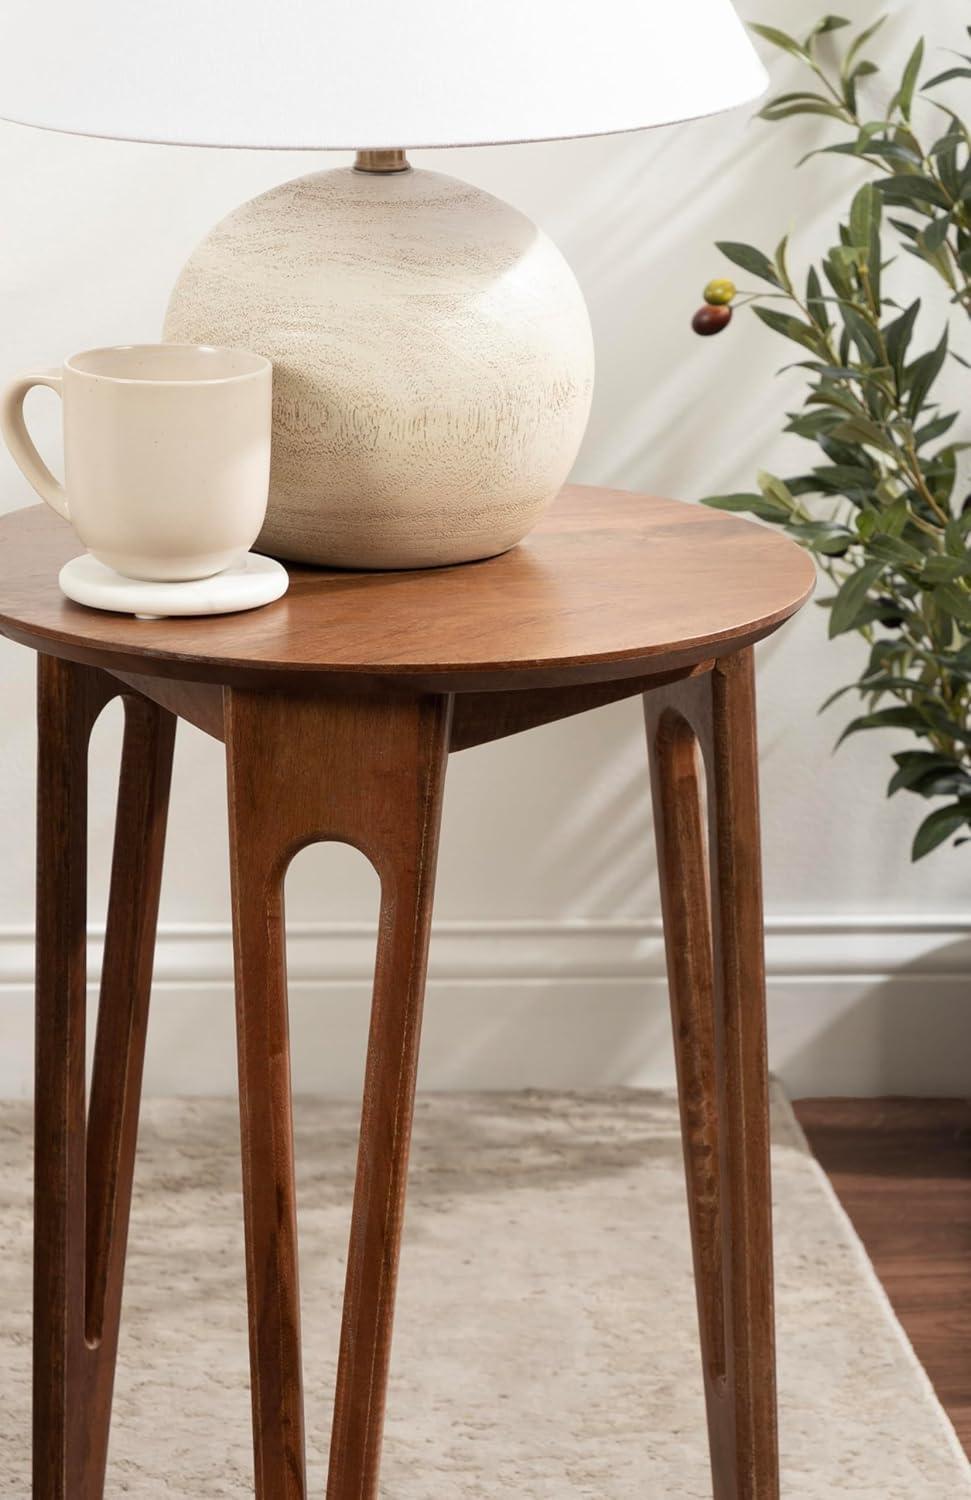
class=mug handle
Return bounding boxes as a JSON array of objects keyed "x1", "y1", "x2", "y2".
[{"x1": 0, "y1": 369, "x2": 69, "y2": 521}]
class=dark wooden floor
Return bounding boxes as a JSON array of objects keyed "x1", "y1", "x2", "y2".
[{"x1": 794, "y1": 1098, "x2": 971, "y2": 1458}]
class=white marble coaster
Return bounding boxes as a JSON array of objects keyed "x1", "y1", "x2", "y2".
[{"x1": 58, "y1": 552, "x2": 289, "y2": 618}]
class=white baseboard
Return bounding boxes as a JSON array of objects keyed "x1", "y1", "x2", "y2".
[{"x1": 1, "y1": 916, "x2": 968, "y2": 1098}]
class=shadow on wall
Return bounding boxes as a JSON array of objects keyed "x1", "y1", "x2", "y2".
[{"x1": 775, "y1": 935, "x2": 971, "y2": 1099}]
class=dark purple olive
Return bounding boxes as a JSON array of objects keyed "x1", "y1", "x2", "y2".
[
  {"x1": 962, "y1": 493, "x2": 971, "y2": 515},
  {"x1": 876, "y1": 596, "x2": 905, "y2": 628},
  {"x1": 692, "y1": 304, "x2": 733, "y2": 336}
]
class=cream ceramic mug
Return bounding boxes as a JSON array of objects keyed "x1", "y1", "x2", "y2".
[{"x1": 0, "y1": 344, "x2": 272, "y2": 581}]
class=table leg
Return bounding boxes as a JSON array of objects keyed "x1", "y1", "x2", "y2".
[
  {"x1": 644, "y1": 648, "x2": 779, "y2": 1500},
  {"x1": 34, "y1": 656, "x2": 175, "y2": 1499},
  {"x1": 224, "y1": 688, "x2": 452, "y2": 1500}
]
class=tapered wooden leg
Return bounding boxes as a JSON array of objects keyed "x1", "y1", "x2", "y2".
[
  {"x1": 645, "y1": 648, "x2": 779, "y2": 1500},
  {"x1": 34, "y1": 656, "x2": 175, "y2": 1499},
  {"x1": 225, "y1": 687, "x2": 452, "y2": 1500},
  {"x1": 83, "y1": 692, "x2": 177, "y2": 1491}
]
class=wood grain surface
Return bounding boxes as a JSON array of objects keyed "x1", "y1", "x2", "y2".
[
  {"x1": 796, "y1": 1098, "x2": 971, "y2": 1459},
  {"x1": 33, "y1": 658, "x2": 175, "y2": 1500},
  {"x1": 0, "y1": 488, "x2": 815, "y2": 690},
  {"x1": 224, "y1": 687, "x2": 451, "y2": 1500},
  {"x1": 645, "y1": 652, "x2": 779, "y2": 1500},
  {"x1": 18, "y1": 482, "x2": 813, "y2": 1499}
]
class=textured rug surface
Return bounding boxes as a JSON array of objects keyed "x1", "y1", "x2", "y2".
[{"x1": 0, "y1": 1088, "x2": 968, "y2": 1497}]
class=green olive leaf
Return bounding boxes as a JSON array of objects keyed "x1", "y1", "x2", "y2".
[
  {"x1": 714, "y1": 241, "x2": 781, "y2": 286},
  {"x1": 829, "y1": 561, "x2": 887, "y2": 637},
  {"x1": 912, "y1": 801, "x2": 971, "y2": 860}
]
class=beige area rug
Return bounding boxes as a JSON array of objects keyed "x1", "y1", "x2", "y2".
[{"x1": 0, "y1": 1088, "x2": 968, "y2": 1497}]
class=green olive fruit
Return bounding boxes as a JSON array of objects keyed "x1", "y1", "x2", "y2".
[{"x1": 704, "y1": 278, "x2": 737, "y2": 306}]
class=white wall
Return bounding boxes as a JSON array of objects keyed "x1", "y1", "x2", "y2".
[{"x1": 1, "y1": 0, "x2": 968, "y2": 1098}]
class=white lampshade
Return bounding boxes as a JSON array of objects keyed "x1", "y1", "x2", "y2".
[{"x1": 0, "y1": 0, "x2": 766, "y2": 150}]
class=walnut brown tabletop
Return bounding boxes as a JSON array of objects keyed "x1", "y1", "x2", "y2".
[
  {"x1": 0, "y1": 484, "x2": 812, "y2": 688},
  {"x1": 0, "y1": 483, "x2": 813, "y2": 1500}
]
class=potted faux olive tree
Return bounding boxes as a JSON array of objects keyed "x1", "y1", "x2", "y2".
[{"x1": 695, "y1": 13, "x2": 971, "y2": 860}]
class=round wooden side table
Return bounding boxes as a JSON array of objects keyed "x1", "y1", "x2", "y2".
[{"x1": 0, "y1": 485, "x2": 814, "y2": 1500}]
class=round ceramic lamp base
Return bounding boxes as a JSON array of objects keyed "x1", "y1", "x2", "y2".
[{"x1": 164, "y1": 159, "x2": 595, "y2": 570}]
